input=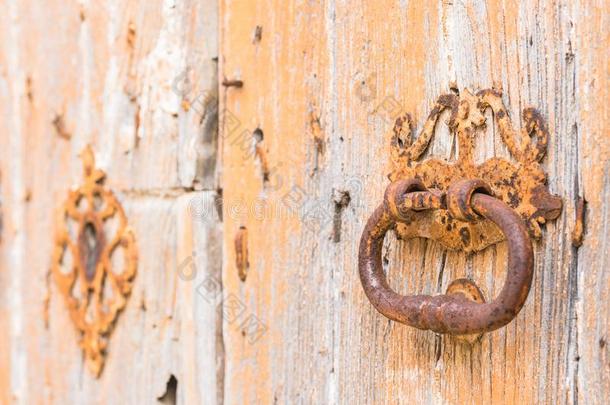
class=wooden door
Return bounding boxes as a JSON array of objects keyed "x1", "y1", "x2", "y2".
[
  {"x1": 1, "y1": 1, "x2": 608, "y2": 404},
  {"x1": 0, "y1": 0, "x2": 222, "y2": 403}
]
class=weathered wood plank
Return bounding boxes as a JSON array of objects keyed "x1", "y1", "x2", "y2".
[
  {"x1": 220, "y1": 0, "x2": 609, "y2": 404},
  {"x1": 0, "y1": 0, "x2": 220, "y2": 403}
]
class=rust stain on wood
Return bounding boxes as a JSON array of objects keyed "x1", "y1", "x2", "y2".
[
  {"x1": 52, "y1": 113, "x2": 71, "y2": 140},
  {"x1": 571, "y1": 197, "x2": 586, "y2": 248},
  {"x1": 51, "y1": 146, "x2": 137, "y2": 377},
  {"x1": 253, "y1": 129, "x2": 270, "y2": 182},
  {"x1": 26, "y1": 76, "x2": 33, "y2": 102},
  {"x1": 332, "y1": 189, "x2": 351, "y2": 243},
  {"x1": 310, "y1": 111, "x2": 325, "y2": 175},
  {"x1": 235, "y1": 226, "x2": 249, "y2": 282},
  {"x1": 253, "y1": 25, "x2": 262, "y2": 43},
  {"x1": 126, "y1": 21, "x2": 136, "y2": 49}
]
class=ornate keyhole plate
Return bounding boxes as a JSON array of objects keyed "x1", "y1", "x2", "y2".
[
  {"x1": 388, "y1": 88, "x2": 562, "y2": 252},
  {"x1": 51, "y1": 146, "x2": 137, "y2": 376}
]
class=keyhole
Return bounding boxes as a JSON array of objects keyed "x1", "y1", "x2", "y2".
[{"x1": 82, "y1": 223, "x2": 100, "y2": 281}]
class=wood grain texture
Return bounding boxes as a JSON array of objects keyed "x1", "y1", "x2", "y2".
[
  {"x1": 220, "y1": 1, "x2": 609, "y2": 404},
  {"x1": 0, "y1": 0, "x2": 608, "y2": 404},
  {"x1": 0, "y1": 0, "x2": 221, "y2": 403}
]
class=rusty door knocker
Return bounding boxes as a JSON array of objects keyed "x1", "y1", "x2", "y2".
[{"x1": 358, "y1": 88, "x2": 562, "y2": 338}]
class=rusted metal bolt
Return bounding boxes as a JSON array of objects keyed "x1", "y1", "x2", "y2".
[{"x1": 222, "y1": 79, "x2": 244, "y2": 88}]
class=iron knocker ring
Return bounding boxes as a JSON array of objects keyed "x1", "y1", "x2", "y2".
[{"x1": 358, "y1": 178, "x2": 534, "y2": 336}]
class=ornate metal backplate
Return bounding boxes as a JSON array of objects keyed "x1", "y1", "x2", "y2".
[
  {"x1": 388, "y1": 88, "x2": 562, "y2": 252},
  {"x1": 52, "y1": 146, "x2": 137, "y2": 376}
]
